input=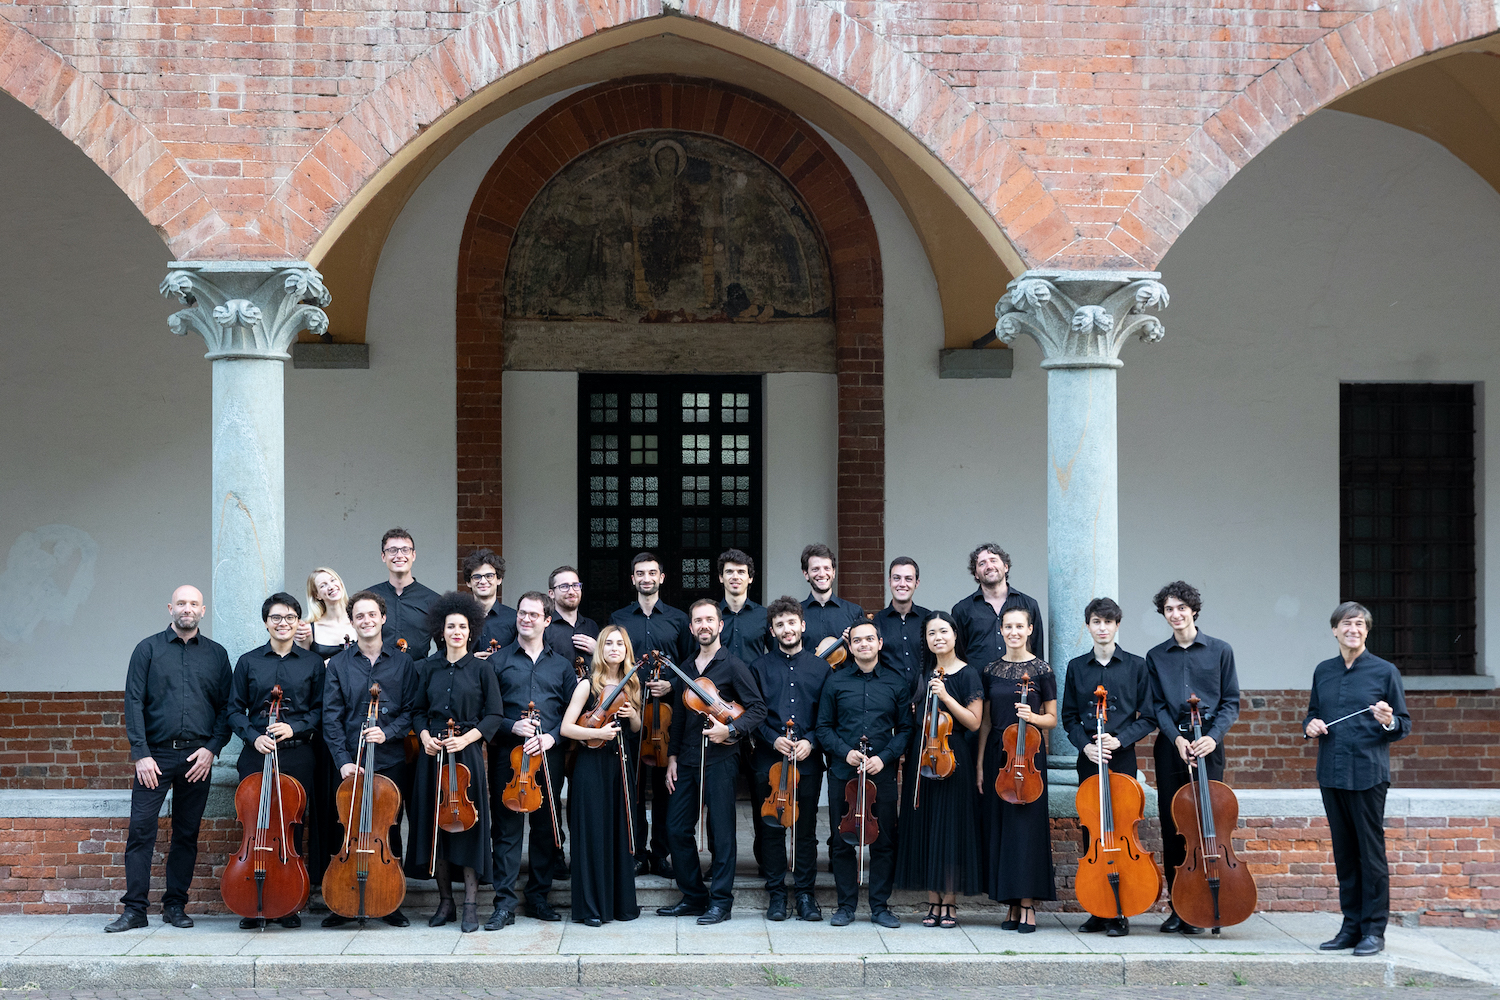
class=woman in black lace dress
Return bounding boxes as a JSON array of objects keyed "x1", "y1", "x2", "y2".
[
  {"x1": 977, "y1": 605, "x2": 1058, "y2": 931},
  {"x1": 895, "y1": 610, "x2": 984, "y2": 928}
]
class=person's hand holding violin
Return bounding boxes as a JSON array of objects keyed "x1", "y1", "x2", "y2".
[
  {"x1": 442, "y1": 728, "x2": 481, "y2": 753},
  {"x1": 647, "y1": 677, "x2": 672, "y2": 698},
  {"x1": 775, "y1": 734, "x2": 813, "y2": 761},
  {"x1": 420, "y1": 730, "x2": 442, "y2": 756},
  {"x1": 846, "y1": 747, "x2": 883, "y2": 776}
]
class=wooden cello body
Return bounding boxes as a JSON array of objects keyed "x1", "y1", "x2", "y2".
[
  {"x1": 1169, "y1": 694, "x2": 1257, "y2": 932},
  {"x1": 1074, "y1": 686, "x2": 1160, "y2": 920},
  {"x1": 323, "y1": 683, "x2": 406, "y2": 921},
  {"x1": 222, "y1": 686, "x2": 311, "y2": 921}
]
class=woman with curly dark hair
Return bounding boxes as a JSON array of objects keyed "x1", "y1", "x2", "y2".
[{"x1": 404, "y1": 591, "x2": 504, "y2": 932}]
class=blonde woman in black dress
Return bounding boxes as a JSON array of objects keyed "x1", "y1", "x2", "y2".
[
  {"x1": 895, "y1": 610, "x2": 983, "y2": 928},
  {"x1": 977, "y1": 605, "x2": 1058, "y2": 932},
  {"x1": 559, "y1": 625, "x2": 643, "y2": 926}
]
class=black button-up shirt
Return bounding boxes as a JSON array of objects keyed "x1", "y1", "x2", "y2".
[
  {"x1": 951, "y1": 586, "x2": 1044, "y2": 666},
  {"x1": 874, "y1": 602, "x2": 930, "y2": 700},
  {"x1": 367, "y1": 578, "x2": 438, "y2": 658},
  {"x1": 668, "y1": 647, "x2": 767, "y2": 767},
  {"x1": 610, "y1": 600, "x2": 693, "y2": 663},
  {"x1": 321, "y1": 644, "x2": 418, "y2": 771},
  {"x1": 1146, "y1": 630, "x2": 1240, "y2": 746},
  {"x1": 1060, "y1": 646, "x2": 1155, "y2": 756},
  {"x1": 801, "y1": 593, "x2": 866, "y2": 651},
  {"x1": 815, "y1": 662, "x2": 913, "y2": 780},
  {"x1": 719, "y1": 598, "x2": 769, "y2": 665},
  {"x1": 1304, "y1": 650, "x2": 1411, "y2": 790},
  {"x1": 478, "y1": 601, "x2": 518, "y2": 650},
  {"x1": 750, "y1": 647, "x2": 830, "y2": 751},
  {"x1": 414, "y1": 652, "x2": 506, "y2": 742},
  {"x1": 124, "y1": 627, "x2": 233, "y2": 761},
  {"x1": 491, "y1": 642, "x2": 577, "y2": 746},
  {"x1": 227, "y1": 642, "x2": 325, "y2": 746},
  {"x1": 544, "y1": 614, "x2": 600, "y2": 662}
]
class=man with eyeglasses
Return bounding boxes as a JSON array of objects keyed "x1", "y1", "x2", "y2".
[
  {"x1": 486, "y1": 592, "x2": 576, "y2": 930},
  {"x1": 464, "y1": 548, "x2": 517, "y2": 653},
  {"x1": 367, "y1": 527, "x2": 438, "y2": 657},
  {"x1": 544, "y1": 566, "x2": 599, "y2": 662},
  {"x1": 225, "y1": 592, "x2": 325, "y2": 928}
]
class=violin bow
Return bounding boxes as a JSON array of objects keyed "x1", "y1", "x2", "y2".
[
  {"x1": 615, "y1": 686, "x2": 637, "y2": 857},
  {"x1": 857, "y1": 735, "x2": 871, "y2": 889},
  {"x1": 785, "y1": 717, "x2": 798, "y2": 878},
  {"x1": 533, "y1": 705, "x2": 563, "y2": 848},
  {"x1": 429, "y1": 722, "x2": 445, "y2": 878}
]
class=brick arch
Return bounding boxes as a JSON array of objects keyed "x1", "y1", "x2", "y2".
[
  {"x1": 263, "y1": 0, "x2": 1068, "y2": 267},
  {"x1": 456, "y1": 77, "x2": 886, "y2": 609},
  {"x1": 1108, "y1": 0, "x2": 1500, "y2": 268},
  {"x1": 0, "y1": 20, "x2": 228, "y2": 256}
]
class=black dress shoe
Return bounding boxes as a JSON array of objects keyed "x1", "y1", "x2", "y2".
[
  {"x1": 554, "y1": 858, "x2": 571, "y2": 880},
  {"x1": 1320, "y1": 930, "x2": 1361, "y2": 950},
  {"x1": 104, "y1": 912, "x2": 148, "y2": 933},
  {"x1": 795, "y1": 893, "x2": 822, "y2": 922},
  {"x1": 1159, "y1": 912, "x2": 1184, "y2": 933},
  {"x1": 530, "y1": 899, "x2": 562, "y2": 922},
  {"x1": 320, "y1": 913, "x2": 351, "y2": 928},
  {"x1": 829, "y1": 908, "x2": 854, "y2": 927},
  {"x1": 696, "y1": 905, "x2": 731, "y2": 925},
  {"x1": 871, "y1": 910, "x2": 901, "y2": 929},
  {"x1": 429, "y1": 899, "x2": 457, "y2": 927},
  {"x1": 650, "y1": 855, "x2": 675, "y2": 879},
  {"x1": 634, "y1": 858, "x2": 651, "y2": 876},
  {"x1": 583, "y1": 917, "x2": 602, "y2": 927},
  {"x1": 1080, "y1": 914, "x2": 1108, "y2": 933},
  {"x1": 461, "y1": 902, "x2": 479, "y2": 934},
  {"x1": 1353, "y1": 934, "x2": 1385, "y2": 957},
  {"x1": 656, "y1": 899, "x2": 707, "y2": 918},
  {"x1": 1178, "y1": 919, "x2": 1204, "y2": 935},
  {"x1": 162, "y1": 906, "x2": 194, "y2": 928},
  {"x1": 278, "y1": 913, "x2": 301, "y2": 928},
  {"x1": 382, "y1": 908, "x2": 410, "y2": 927},
  {"x1": 1106, "y1": 917, "x2": 1129, "y2": 937},
  {"x1": 238, "y1": 917, "x2": 266, "y2": 930},
  {"x1": 766, "y1": 893, "x2": 788, "y2": 922},
  {"x1": 484, "y1": 904, "x2": 515, "y2": 931}
]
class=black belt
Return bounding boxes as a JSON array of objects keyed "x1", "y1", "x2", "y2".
[{"x1": 154, "y1": 738, "x2": 208, "y2": 751}]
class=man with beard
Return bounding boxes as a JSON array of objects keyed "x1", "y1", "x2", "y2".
[
  {"x1": 951, "y1": 543, "x2": 1043, "y2": 668},
  {"x1": 544, "y1": 565, "x2": 599, "y2": 663},
  {"x1": 107, "y1": 586, "x2": 231, "y2": 933},
  {"x1": 611, "y1": 552, "x2": 692, "y2": 877},
  {"x1": 799, "y1": 544, "x2": 865, "y2": 653},
  {"x1": 657, "y1": 600, "x2": 766, "y2": 924}
]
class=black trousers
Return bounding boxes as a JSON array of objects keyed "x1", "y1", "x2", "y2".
[
  {"x1": 1322, "y1": 783, "x2": 1391, "y2": 937},
  {"x1": 668, "y1": 754, "x2": 739, "y2": 909},
  {"x1": 1074, "y1": 745, "x2": 1140, "y2": 786},
  {"x1": 1153, "y1": 735, "x2": 1225, "y2": 895},
  {"x1": 122, "y1": 746, "x2": 214, "y2": 915},
  {"x1": 828, "y1": 771, "x2": 898, "y2": 914},
  {"x1": 635, "y1": 761, "x2": 672, "y2": 862},
  {"x1": 489, "y1": 741, "x2": 565, "y2": 908},
  {"x1": 752, "y1": 746, "x2": 821, "y2": 894},
  {"x1": 235, "y1": 741, "x2": 318, "y2": 875}
]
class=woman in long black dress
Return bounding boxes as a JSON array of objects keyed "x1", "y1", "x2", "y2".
[
  {"x1": 559, "y1": 625, "x2": 642, "y2": 926},
  {"x1": 977, "y1": 605, "x2": 1058, "y2": 932},
  {"x1": 895, "y1": 610, "x2": 984, "y2": 928},
  {"x1": 405, "y1": 591, "x2": 504, "y2": 933}
]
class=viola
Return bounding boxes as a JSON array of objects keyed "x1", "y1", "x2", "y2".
[
  {"x1": 222, "y1": 685, "x2": 311, "y2": 922},
  {"x1": 839, "y1": 736, "x2": 880, "y2": 889},
  {"x1": 577, "y1": 657, "x2": 645, "y2": 748},
  {"x1": 1169, "y1": 693, "x2": 1257, "y2": 933},
  {"x1": 817, "y1": 612, "x2": 875, "y2": 667},
  {"x1": 760, "y1": 719, "x2": 801, "y2": 830},
  {"x1": 324, "y1": 683, "x2": 406, "y2": 921},
  {"x1": 427, "y1": 717, "x2": 477, "y2": 876},
  {"x1": 916, "y1": 667, "x2": 956, "y2": 786},
  {"x1": 640, "y1": 654, "x2": 673, "y2": 768},
  {"x1": 1074, "y1": 685, "x2": 1161, "y2": 921},
  {"x1": 997, "y1": 671, "x2": 1045, "y2": 805},
  {"x1": 502, "y1": 702, "x2": 562, "y2": 847},
  {"x1": 664, "y1": 657, "x2": 745, "y2": 734}
]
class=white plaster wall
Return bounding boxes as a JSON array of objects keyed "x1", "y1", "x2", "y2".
[
  {"x1": 763, "y1": 373, "x2": 839, "y2": 601},
  {"x1": 0, "y1": 93, "x2": 195, "y2": 692},
  {"x1": 501, "y1": 371, "x2": 578, "y2": 594}
]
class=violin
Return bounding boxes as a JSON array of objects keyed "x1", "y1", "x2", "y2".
[
  {"x1": 396, "y1": 639, "x2": 421, "y2": 764},
  {"x1": 502, "y1": 702, "x2": 562, "y2": 846},
  {"x1": 1169, "y1": 693, "x2": 1257, "y2": 933},
  {"x1": 577, "y1": 657, "x2": 644, "y2": 748},
  {"x1": 428, "y1": 717, "x2": 477, "y2": 876},
  {"x1": 839, "y1": 736, "x2": 879, "y2": 889},
  {"x1": 760, "y1": 719, "x2": 801, "y2": 830},
  {"x1": 222, "y1": 685, "x2": 311, "y2": 922},
  {"x1": 664, "y1": 656, "x2": 745, "y2": 734},
  {"x1": 997, "y1": 671, "x2": 1045, "y2": 805},
  {"x1": 915, "y1": 666, "x2": 956, "y2": 799},
  {"x1": 324, "y1": 683, "x2": 406, "y2": 921},
  {"x1": 1074, "y1": 685, "x2": 1161, "y2": 921},
  {"x1": 818, "y1": 612, "x2": 875, "y2": 667},
  {"x1": 639, "y1": 653, "x2": 672, "y2": 768},
  {"x1": 574, "y1": 654, "x2": 588, "y2": 681}
]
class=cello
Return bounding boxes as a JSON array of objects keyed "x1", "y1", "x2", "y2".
[
  {"x1": 428, "y1": 718, "x2": 478, "y2": 876},
  {"x1": 997, "y1": 671, "x2": 1045, "y2": 805},
  {"x1": 222, "y1": 685, "x2": 311, "y2": 923},
  {"x1": 1074, "y1": 685, "x2": 1160, "y2": 923},
  {"x1": 1169, "y1": 693, "x2": 1257, "y2": 933},
  {"x1": 502, "y1": 703, "x2": 562, "y2": 848},
  {"x1": 324, "y1": 683, "x2": 406, "y2": 922},
  {"x1": 838, "y1": 735, "x2": 879, "y2": 888},
  {"x1": 913, "y1": 664, "x2": 955, "y2": 808},
  {"x1": 639, "y1": 653, "x2": 672, "y2": 768}
]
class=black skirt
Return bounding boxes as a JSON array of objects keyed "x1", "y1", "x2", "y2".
[
  {"x1": 566, "y1": 738, "x2": 641, "y2": 923},
  {"x1": 894, "y1": 724, "x2": 982, "y2": 897},
  {"x1": 980, "y1": 732, "x2": 1056, "y2": 902},
  {"x1": 404, "y1": 741, "x2": 493, "y2": 881}
]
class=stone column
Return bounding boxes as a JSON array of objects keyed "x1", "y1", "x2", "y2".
[
  {"x1": 995, "y1": 270, "x2": 1168, "y2": 700},
  {"x1": 160, "y1": 262, "x2": 331, "y2": 662}
]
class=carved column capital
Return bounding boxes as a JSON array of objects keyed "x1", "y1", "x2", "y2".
[
  {"x1": 160, "y1": 261, "x2": 331, "y2": 361},
  {"x1": 995, "y1": 270, "x2": 1168, "y2": 370}
]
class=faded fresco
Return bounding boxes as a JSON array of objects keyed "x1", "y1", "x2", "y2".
[{"x1": 505, "y1": 132, "x2": 833, "y2": 324}]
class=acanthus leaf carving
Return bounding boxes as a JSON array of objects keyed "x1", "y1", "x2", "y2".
[
  {"x1": 994, "y1": 271, "x2": 1168, "y2": 369},
  {"x1": 159, "y1": 263, "x2": 332, "y2": 360}
]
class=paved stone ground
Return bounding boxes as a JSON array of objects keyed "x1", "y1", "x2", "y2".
[{"x1": 1, "y1": 990, "x2": 1497, "y2": 999}]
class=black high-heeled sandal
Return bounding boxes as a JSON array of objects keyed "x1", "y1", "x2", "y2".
[
  {"x1": 1017, "y1": 905, "x2": 1037, "y2": 934},
  {"x1": 940, "y1": 905, "x2": 959, "y2": 929},
  {"x1": 1001, "y1": 904, "x2": 1021, "y2": 930},
  {"x1": 460, "y1": 902, "x2": 479, "y2": 933},
  {"x1": 921, "y1": 904, "x2": 941, "y2": 928}
]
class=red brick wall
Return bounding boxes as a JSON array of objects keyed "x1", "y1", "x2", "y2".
[
  {"x1": 455, "y1": 77, "x2": 886, "y2": 610},
  {"x1": 0, "y1": 693, "x2": 132, "y2": 790}
]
